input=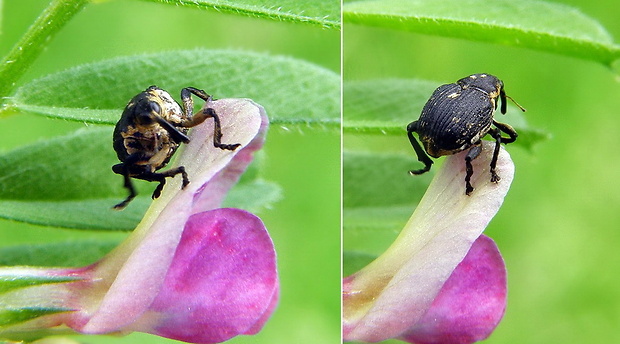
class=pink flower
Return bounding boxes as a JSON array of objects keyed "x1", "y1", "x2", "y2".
[
  {"x1": 0, "y1": 99, "x2": 278, "y2": 344},
  {"x1": 343, "y1": 141, "x2": 513, "y2": 344}
]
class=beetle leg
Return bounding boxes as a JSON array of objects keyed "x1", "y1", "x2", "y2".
[
  {"x1": 465, "y1": 144, "x2": 482, "y2": 195},
  {"x1": 488, "y1": 128, "x2": 504, "y2": 183},
  {"x1": 112, "y1": 163, "x2": 137, "y2": 210},
  {"x1": 137, "y1": 166, "x2": 189, "y2": 199},
  {"x1": 179, "y1": 88, "x2": 241, "y2": 151},
  {"x1": 180, "y1": 106, "x2": 241, "y2": 151},
  {"x1": 493, "y1": 120, "x2": 518, "y2": 144},
  {"x1": 407, "y1": 121, "x2": 433, "y2": 175},
  {"x1": 180, "y1": 87, "x2": 210, "y2": 119},
  {"x1": 202, "y1": 107, "x2": 241, "y2": 150}
]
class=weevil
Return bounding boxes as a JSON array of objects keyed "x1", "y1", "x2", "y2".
[
  {"x1": 407, "y1": 73, "x2": 525, "y2": 195},
  {"x1": 112, "y1": 86, "x2": 240, "y2": 209}
]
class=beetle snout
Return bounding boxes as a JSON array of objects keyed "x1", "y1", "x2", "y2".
[{"x1": 406, "y1": 121, "x2": 419, "y2": 133}]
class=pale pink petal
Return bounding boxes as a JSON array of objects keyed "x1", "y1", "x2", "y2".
[{"x1": 344, "y1": 141, "x2": 514, "y2": 342}]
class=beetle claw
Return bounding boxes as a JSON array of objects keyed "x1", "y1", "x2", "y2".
[
  {"x1": 490, "y1": 173, "x2": 501, "y2": 183},
  {"x1": 465, "y1": 184, "x2": 474, "y2": 196}
]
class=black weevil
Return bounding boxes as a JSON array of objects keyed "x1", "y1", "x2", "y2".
[
  {"x1": 407, "y1": 73, "x2": 525, "y2": 195},
  {"x1": 112, "y1": 86, "x2": 240, "y2": 209}
]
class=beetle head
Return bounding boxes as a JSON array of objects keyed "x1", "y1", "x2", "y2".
[
  {"x1": 130, "y1": 97, "x2": 163, "y2": 125},
  {"x1": 457, "y1": 74, "x2": 503, "y2": 95}
]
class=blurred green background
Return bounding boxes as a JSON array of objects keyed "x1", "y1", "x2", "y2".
[
  {"x1": 0, "y1": 1, "x2": 340, "y2": 343},
  {"x1": 344, "y1": 0, "x2": 620, "y2": 343}
]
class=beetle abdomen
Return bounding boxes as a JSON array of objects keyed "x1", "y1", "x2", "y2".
[{"x1": 416, "y1": 84, "x2": 494, "y2": 157}]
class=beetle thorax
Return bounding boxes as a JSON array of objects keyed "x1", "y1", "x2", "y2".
[{"x1": 150, "y1": 88, "x2": 186, "y2": 124}]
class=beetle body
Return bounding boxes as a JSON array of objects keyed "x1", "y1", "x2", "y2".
[
  {"x1": 407, "y1": 73, "x2": 524, "y2": 195},
  {"x1": 112, "y1": 86, "x2": 240, "y2": 209}
]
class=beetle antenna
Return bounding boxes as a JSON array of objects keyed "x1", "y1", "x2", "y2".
[{"x1": 506, "y1": 95, "x2": 526, "y2": 112}]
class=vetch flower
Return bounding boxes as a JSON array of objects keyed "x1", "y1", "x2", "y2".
[
  {"x1": 0, "y1": 99, "x2": 278, "y2": 344},
  {"x1": 343, "y1": 141, "x2": 514, "y2": 344}
]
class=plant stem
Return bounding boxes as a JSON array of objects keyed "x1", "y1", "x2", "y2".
[{"x1": 0, "y1": 0, "x2": 88, "y2": 105}]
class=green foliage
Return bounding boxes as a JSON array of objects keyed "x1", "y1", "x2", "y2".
[
  {"x1": 344, "y1": 0, "x2": 620, "y2": 66},
  {"x1": 0, "y1": 0, "x2": 88, "y2": 99},
  {"x1": 342, "y1": 251, "x2": 375, "y2": 276},
  {"x1": 7, "y1": 50, "x2": 339, "y2": 127},
  {"x1": 0, "y1": 240, "x2": 120, "y2": 267},
  {"x1": 0, "y1": 308, "x2": 72, "y2": 327},
  {"x1": 0, "y1": 128, "x2": 145, "y2": 230},
  {"x1": 343, "y1": 151, "x2": 428, "y2": 255},
  {"x1": 0, "y1": 275, "x2": 79, "y2": 294},
  {"x1": 148, "y1": 0, "x2": 340, "y2": 28}
]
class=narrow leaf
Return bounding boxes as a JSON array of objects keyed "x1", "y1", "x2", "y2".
[
  {"x1": 0, "y1": 128, "x2": 145, "y2": 230},
  {"x1": 7, "y1": 50, "x2": 340, "y2": 129},
  {"x1": 344, "y1": 0, "x2": 620, "y2": 66},
  {"x1": 0, "y1": 275, "x2": 79, "y2": 294},
  {"x1": 0, "y1": 308, "x2": 72, "y2": 327},
  {"x1": 343, "y1": 251, "x2": 376, "y2": 277},
  {"x1": 0, "y1": 240, "x2": 121, "y2": 267},
  {"x1": 148, "y1": 0, "x2": 340, "y2": 28},
  {"x1": 344, "y1": 79, "x2": 549, "y2": 151},
  {"x1": 343, "y1": 151, "x2": 429, "y2": 253}
]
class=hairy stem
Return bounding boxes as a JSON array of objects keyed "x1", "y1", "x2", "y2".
[{"x1": 0, "y1": 0, "x2": 88, "y2": 105}]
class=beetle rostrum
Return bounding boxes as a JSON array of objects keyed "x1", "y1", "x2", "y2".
[
  {"x1": 407, "y1": 73, "x2": 525, "y2": 195},
  {"x1": 112, "y1": 85, "x2": 240, "y2": 210}
]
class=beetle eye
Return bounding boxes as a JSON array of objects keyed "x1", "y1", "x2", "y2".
[{"x1": 149, "y1": 101, "x2": 161, "y2": 114}]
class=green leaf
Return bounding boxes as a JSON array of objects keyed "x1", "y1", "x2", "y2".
[
  {"x1": 148, "y1": 0, "x2": 340, "y2": 28},
  {"x1": 0, "y1": 275, "x2": 79, "y2": 294},
  {"x1": 0, "y1": 0, "x2": 88, "y2": 101},
  {"x1": 0, "y1": 240, "x2": 120, "y2": 267},
  {"x1": 343, "y1": 151, "x2": 428, "y2": 254},
  {"x1": 344, "y1": 0, "x2": 620, "y2": 66},
  {"x1": 7, "y1": 49, "x2": 340, "y2": 129},
  {"x1": 0, "y1": 308, "x2": 72, "y2": 327},
  {"x1": 343, "y1": 251, "x2": 376, "y2": 276},
  {"x1": 344, "y1": 151, "x2": 430, "y2": 208},
  {"x1": 0, "y1": 128, "x2": 280, "y2": 230},
  {"x1": 344, "y1": 79, "x2": 549, "y2": 151},
  {"x1": 0, "y1": 128, "x2": 147, "y2": 230},
  {"x1": 223, "y1": 179, "x2": 282, "y2": 212}
]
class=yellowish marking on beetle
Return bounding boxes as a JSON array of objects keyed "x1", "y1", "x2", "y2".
[{"x1": 447, "y1": 92, "x2": 460, "y2": 98}]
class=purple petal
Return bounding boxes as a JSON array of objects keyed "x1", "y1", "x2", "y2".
[
  {"x1": 132, "y1": 208, "x2": 278, "y2": 343},
  {"x1": 399, "y1": 235, "x2": 506, "y2": 344},
  {"x1": 344, "y1": 141, "x2": 514, "y2": 342}
]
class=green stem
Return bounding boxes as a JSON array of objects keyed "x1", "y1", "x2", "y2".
[{"x1": 0, "y1": 0, "x2": 88, "y2": 104}]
